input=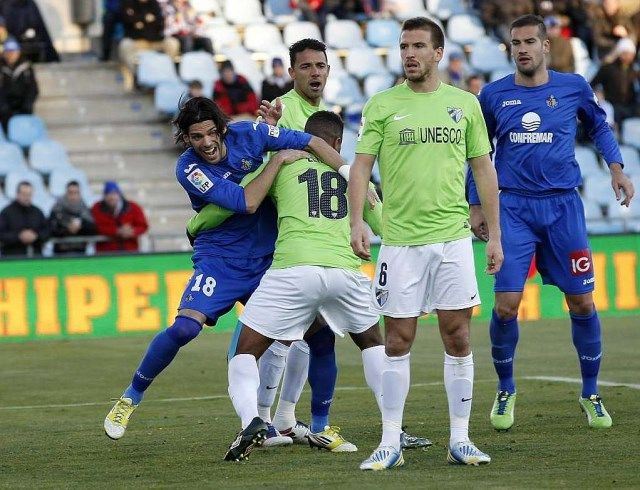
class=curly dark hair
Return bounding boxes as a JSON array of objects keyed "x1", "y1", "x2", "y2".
[
  {"x1": 172, "y1": 96, "x2": 230, "y2": 146},
  {"x1": 289, "y1": 38, "x2": 327, "y2": 67}
]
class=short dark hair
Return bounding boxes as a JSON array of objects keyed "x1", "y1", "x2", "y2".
[
  {"x1": 510, "y1": 14, "x2": 547, "y2": 40},
  {"x1": 401, "y1": 17, "x2": 445, "y2": 50},
  {"x1": 172, "y1": 96, "x2": 230, "y2": 146},
  {"x1": 188, "y1": 79, "x2": 203, "y2": 89},
  {"x1": 289, "y1": 38, "x2": 327, "y2": 67},
  {"x1": 304, "y1": 110, "x2": 343, "y2": 144},
  {"x1": 66, "y1": 180, "x2": 80, "y2": 188},
  {"x1": 16, "y1": 181, "x2": 32, "y2": 192}
]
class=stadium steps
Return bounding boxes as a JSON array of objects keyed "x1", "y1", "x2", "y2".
[
  {"x1": 35, "y1": 61, "x2": 126, "y2": 98},
  {"x1": 69, "y1": 150, "x2": 179, "y2": 182}
]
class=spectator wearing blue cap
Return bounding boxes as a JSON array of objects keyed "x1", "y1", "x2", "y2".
[
  {"x1": 91, "y1": 181, "x2": 149, "y2": 253},
  {"x1": 0, "y1": 37, "x2": 39, "y2": 132},
  {"x1": 439, "y1": 51, "x2": 470, "y2": 90}
]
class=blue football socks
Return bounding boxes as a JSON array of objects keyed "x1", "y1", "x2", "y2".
[
  {"x1": 490, "y1": 309, "x2": 519, "y2": 393},
  {"x1": 307, "y1": 325, "x2": 337, "y2": 433},
  {"x1": 570, "y1": 309, "x2": 602, "y2": 398}
]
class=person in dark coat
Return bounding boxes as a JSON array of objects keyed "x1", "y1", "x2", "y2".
[
  {"x1": 0, "y1": 0, "x2": 59, "y2": 62},
  {"x1": 261, "y1": 57, "x2": 293, "y2": 102},
  {"x1": 0, "y1": 181, "x2": 49, "y2": 256},
  {"x1": 49, "y1": 181, "x2": 97, "y2": 255},
  {"x1": 0, "y1": 38, "x2": 39, "y2": 132}
]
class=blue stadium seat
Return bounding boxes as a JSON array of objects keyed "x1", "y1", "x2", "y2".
[
  {"x1": 284, "y1": 21, "x2": 322, "y2": 46},
  {"x1": 622, "y1": 118, "x2": 640, "y2": 149},
  {"x1": 325, "y1": 20, "x2": 366, "y2": 49},
  {"x1": 366, "y1": 19, "x2": 401, "y2": 48},
  {"x1": 470, "y1": 38, "x2": 511, "y2": 73},
  {"x1": 136, "y1": 51, "x2": 179, "y2": 88},
  {"x1": 29, "y1": 139, "x2": 71, "y2": 175},
  {"x1": 575, "y1": 145, "x2": 605, "y2": 178},
  {"x1": 391, "y1": 0, "x2": 430, "y2": 20},
  {"x1": 179, "y1": 51, "x2": 218, "y2": 98},
  {"x1": 364, "y1": 73, "x2": 395, "y2": 98},
  {"x1": 490, "y1": 68, "x2": 513, "y2": 82},
  {"x1": 0, "y1": 191, "x2": 9, "y2": 210},
  {"x1": 345, "y1": 47, "x2": 387, "y2": 79},
  {"x1": 32, "y1": 191, "x2": 56, "y2": 216},
  {"x1": 326, "y1": 49, "x2": 345, "y2": 74},
  {"x1": 385, "y1": 46, "x2": 402, "y2": 75},
  {"x1": 323, "y1": 74, "x2": 363, "y2": 107},
  {"x1": 223, "y1": 0, "x2": 265, "y2": 25},
  {"x1": 7, "y1": 114, "x2": 47, "y2": 148},
  {"x1": 619, "y1": 145, "x2": 640, "y2": 175},
  {"x1": 582, "y1": 175, "x2": 613, "y2": 206},
  {"x1": 0, "y1": 142, "x2": 27, "y2": 177},
  {"x1": 340, "y1": 129, "x2": 358, "y2": 164},
  {"x1": 155, "y1": 81, "x2": 188, "y2": 115},
  {"x1": 264, "y1": 0, "x2": 297, "y2": 26},
  {"x1": 428, "y1": 0, "x2": 467, "y2": 20},
  {"x1": 4, "y1": 168, "x2": 46, "y2": 199},
  {"x1": 446, "y1": 14, "x2": 485, "y2": 46},
  {"x1": 48, "y1": 167, "x2": 93, "y2": 203},
  {"x1": 263, "y1": 47, "x2": 291, "y2": 76},
  {"x1": 204, "y1": 21, "x2": 242, "y2": 52},
  {"x1": 244, "y1": 23, "x2": 285, "y2": 53}
]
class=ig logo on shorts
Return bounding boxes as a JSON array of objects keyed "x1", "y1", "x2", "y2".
[{"x1": 569, "y1": 249, "x2": 592, "y2": 276}]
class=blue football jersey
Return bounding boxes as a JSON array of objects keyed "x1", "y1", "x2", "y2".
[
  {"x1": 175, "y1": 120, "x2": 312, "y2": 258},
  {"x1": 468, "y1": 71, "x2": 622, "y2": 204}
]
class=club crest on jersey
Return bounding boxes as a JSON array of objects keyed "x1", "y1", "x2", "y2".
[
  {"x1": 447, "y1": 106, "x2": 463, "y2": 123},
  {"x1": 546, "y1": 94, "x2": 558, "y2": 108},
  {"x1": 375, "y1": 287, "x2": 389, "y2": 307},
  {"x1": 241, "y1": 159, "x2": 251, "y2": 170},
  {"x1": 399, "y1": 128, "x2": 417, "y2": 145},
  {"x1": 187, "y1": 169, "x2": 213, "y2": 193}
]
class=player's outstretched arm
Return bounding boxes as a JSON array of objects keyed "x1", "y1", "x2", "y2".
[
  {"x1": 349, "y1": 153, "x2": 376, "y2": 260},
  {"x1": 469, "y1": 153, "x2": 503, "y2": 274},
  {"x1": 257, "y1": 97, "x2": 283, "y2": 126},
  {"x1": 609, "y1": 163, "x2": 635, "y2": 207},
  {"x1": 362, "y1": 182, "x2": 383, "y2": 238},
  {"x1": 305, "y1": 136, "x2": 347, "y2": 174}
]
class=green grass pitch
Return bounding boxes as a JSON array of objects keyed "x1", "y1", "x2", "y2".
[{"x1": 1, "y1": 317, "x2": 639, "y2": 488}]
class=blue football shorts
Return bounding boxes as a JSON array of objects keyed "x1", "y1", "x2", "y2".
[
  {"x1": 495, "y1": 189, "x2": 595, "y2": 295},
  {"x1": 178, "y1": 254, "x2": 273, "y2": 326}
]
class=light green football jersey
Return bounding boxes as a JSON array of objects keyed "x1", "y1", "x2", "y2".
[
  {"x1": 356, "y1": 81, "x2": 491, "y2": 246},
  {"x1": 278, "y1": 89, "x2": 326, "y2": 131}
]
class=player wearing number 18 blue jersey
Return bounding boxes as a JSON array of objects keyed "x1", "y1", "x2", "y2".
[{"x1": 467, "y1": 15, "x2": 635, "y2": 431}]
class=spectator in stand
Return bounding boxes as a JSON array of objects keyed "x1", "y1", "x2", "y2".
[
  {"x1": 162, "y1": 0, "x2": 213, "y2": 54},
  {"x1": 49, "y1": 181, "x2": 97, "y2": 255},
  {"x1": 101, "y1": 0, "x2": 122, "y2": 61},
  {"x1": 466, "y1": 74, "x2": 484, "y2": 97},
  {"x1": 91, "y1": 181, "x2": 149, "y2": 253},
  {"x1": 593, "y1": 84, "x2": 616, "y2": 130},
  {"x1": 545, "y1": 15, "x2": 575, "y2": 73},
  {"x1": 0, "y1": 17, "x2": 9, "y2": 55},
  {"x1": 0, "y1": 38, "x2": 39, "y2": 133},
  {"x1": 0, "y1": 181, "x2": 49, "y2": 257},
  {"x1": 481, "y1": 0, "x2": 536, "y2": 45},
  {"x1": 118, "y1": 0, "x2": 180, "y2": 74},
  {"x1": 590, "y1": 0, "x2": 637, "y2": 60},
  {"x1": 0, "y1": 0, "x2": 59, "y2": 62},
  {"x1": 261, "y1": 57, "x2": 293, "y2": 102},
  {"x1": 591, "y1": 37, "x2": 640, "y2": 126},
  {"x1": 187, "y1": 79, "x2": 204, "y2": 98},
  {"x1": 213, "y1": 60, "x2": 258, "y2": 119},
  {"x1": 440, "y1": 52, "x2": 469, "y2": 89}
]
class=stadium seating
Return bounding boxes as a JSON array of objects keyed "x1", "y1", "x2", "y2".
[
  {"x1": 490, "y1": 68, "x2": 513, "y2": 82},
  {"x1": 323, "y1": 74, "x2": 364, "y2": 107},
  {"x1": 0, "y1": 191, "x2": 9, "y2": 209},
  {"x1": 7, "y1": 114, "x2": 48, "y2": 148},
  {"x1": 389, "y1": 0, "x2": 430, "y2": 20},
  {"x1": 179, "y1": 51, "x2": 219, "y2": 97},
  {"x1": 364, "y1": 73, "x2": 395, "y2": 97},
  {"x1": 283, "y1": 21, "x2": 322, "y2": 46},
  {"x1": 582, "y1": 174, "x2": 613, "y2": 206},
  {"x1": 32, "y1": 191, "x2": 56, "y2": 216},
  {"x1": 48, "y1": 167, "x2": 94, "y2": 203},
  {"x1": 428, "y1": 0, "x2": 467, "y2": 20},
  {"x1": 470, "y1": 38, "x2": 511, "y2": 74},
  {"x1": 219, "y1": 46, "x2": 265, "y2": 93},
  {"x1": 621, "y1": 118, "x2": 640, "y2": 149},
  {"x1": 136, "y1": 52, "x2": 179, "y2": 88},
  {"x1": 29, "y1": 139, "x2": 71, "y2": 175},
  {"x1": 244, "y1": 23, "x2": 285, "y2": 52},
  {"x1": 385, "y1": 46, "x2": 402, "y2": 74},
  {"x1": 264, "y1": 0, "x2": 297, "y2": 26},
  {"x1": 345, "y1": 47, "x2": 387, "y2": 79},
  {"x1": 326, "y1": 49, "x2": 345, "y2": 74},
  {"x1": 340, "y1": 128, "x2": 359, "y2": 163},
  {"x1": 575, "y1": 145, "x2": 605, "y2": 177},
  {"x1": 223, "y1": 0, "x2": 265, "y2": 25},
  {"x1": 619, "y1": 145, "x2": 640, "y2": 175},
  {"x1": 570, "y1": 37, "x2": 596, "y2": 80},
  {"x1": 263, "y1": 47, "x2": 291, "y2": 76},
  {"x1": 154, "y1": 81, "x2": 188, "y2": 115},
  {"x1": 325, "y1": 20, "x2": 367, "y2": 49},
  {"x1": 4, "y1": 168, "x2": 46, "y2": 199},
  {"x1": 190, "y1": 0, "x2": 222, "y2": 15},
  {"x1": 0, "y1": 142, "x2": 28, "y2": 177},
  {"x1": 366, "y1": 19, "x2": 401, "y2": 48},
  {"x1": 203, "y1": 22, "x2": 242, "y2": 52},
  {"x1": 446, "y1": 14, "x2": 485, "y2": 46}
]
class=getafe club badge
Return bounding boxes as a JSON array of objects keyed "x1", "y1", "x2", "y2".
[
  {"x1": 447, "y1": 106, "x2": 463, "y2": 123},
  {"x1": 241, "y1": 159, "x2": 251, "y2": 170},
  {"x1": 546, "y1": 94, "x2": 558, "y2": 108},
  {"x1": 375, "y1": 288, "x2": 389, "y2": 307}
]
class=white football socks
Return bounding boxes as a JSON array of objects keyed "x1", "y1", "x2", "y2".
[
  {"x1": 257, "y1": 341, "x2": 289, "y2": 423},
  {"x1": 228, "y1": 354, "x2": 260, "y2": 429},
  {"x1": 273, "y1": 341, "x2": 309, "y2": 430},
  {"x1": 361, "y1": 345, "x2": 385, "y2": 413},
  {"x1": 444, "y1": 352, "x2": 474, "y2": 446},
  {"x1": 380, "y1": 353, "x2": 410, "y2": 451}
]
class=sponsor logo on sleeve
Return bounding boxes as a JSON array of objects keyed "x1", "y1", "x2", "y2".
[
  {"x1": 186, "y1": 169, "x2": 213, "y2": 193},
  {"x1": 569, "y1": 249, "x2": 593, "y2": 276},
  {"x1": 357, "y1": 116, "x2": 366, "y2": 141},
  {"x1": 184, "y1": 163, "x2": 197, "y2": 174},
  {"x1": 267, "y1": 125, "x2": 280, "y2": 138}
]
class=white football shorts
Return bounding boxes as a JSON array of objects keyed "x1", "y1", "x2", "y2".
[
  {"x1": 371, "y1": 236, "x2": 480, "y2": 317},
  {"x1": 240, "y1": 265, "x2": 380, "y2": 341}
]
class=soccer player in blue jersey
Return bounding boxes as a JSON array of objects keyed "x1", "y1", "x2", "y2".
[
  {"x1": 467, "y1": 15, "x2": 635, "y2": 431},
  {"x1": 103, "y1": 97, "x2": 348, "y2": 442}
]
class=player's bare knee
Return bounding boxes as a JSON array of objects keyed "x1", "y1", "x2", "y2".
[
  {"x1": 385, "y1": 330, "x2": 413, "y2": 356},
  {"x1": 566, "y1": 294, "x2": 594, "y2": 316},
  {"x1": 441, "y1": 326, "x2": 470, "y2": 357},
  {"x1": 494, "y1": 301, "x2": 519, "y2": 321},
  {"x1": 350, "y1": 324, "x2": 383, "y2": 351}
]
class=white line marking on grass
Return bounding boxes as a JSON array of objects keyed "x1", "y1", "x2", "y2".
[{"x1": 1, "y1": 377, "x2": 637, "y2": 411}]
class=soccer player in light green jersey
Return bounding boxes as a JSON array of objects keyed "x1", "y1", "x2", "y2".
[
  {"x1": 224, "y1": 111, "x2": 393, "y2": 461},
  {"x1": 349, "y1": 17, "x2": 504, "y2": 470}
]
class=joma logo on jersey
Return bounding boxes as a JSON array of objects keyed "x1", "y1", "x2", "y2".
[
  {"x1": 502, "y1": 99, "x2": 522, "y2": 107},
  {"x1": 569, "y1": 249, "x2": 592, "y2": 276}
]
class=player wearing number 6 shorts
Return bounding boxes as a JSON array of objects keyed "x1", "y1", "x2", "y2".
[{"x1": 349, "y1": 17, "x2": 504, "y2": 470}]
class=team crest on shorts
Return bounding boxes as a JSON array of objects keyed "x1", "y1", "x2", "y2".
[{"x1": 375, "y1": 287, "x2": 389, "y2": 307}]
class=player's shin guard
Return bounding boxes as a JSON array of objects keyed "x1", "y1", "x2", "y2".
[
  {"x1": 362, "y1": 345, "x2": 385, "y2": 413},
  {"x1": 380, "y1": 353, "x2": 410, "y2": 451},
  {"x1": 257, "y1": 341, "x2": 289, "y2": 423},
  {"x1": 228, "y1": 353, "x2": 261, "y2": 429},
  {"x1": 273, "y1": 341, "x2": 309, "y2": 431},
  {"x1": 490, "y1": 310, "x2": 519, "y2": 393},
  {"x1": 570, "y1": 309, "x2": 602, "y2": 398},
  {"x1": 127, "y1": 316, "x2": 202, "y2": 403},
  {"x1": 444, "y1": 352, "x2": 474, "y2": 446},
  {"x1": 307, "y1": 326, "x2": 337, "y2": 433}
]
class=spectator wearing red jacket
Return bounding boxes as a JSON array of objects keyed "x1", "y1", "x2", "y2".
[
  {"x1": 213, "y1": 60, "x2": 258, "y2": 119},
  {"x1": 91, "y1": 181, "x2": 148, "y2": 253}
]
